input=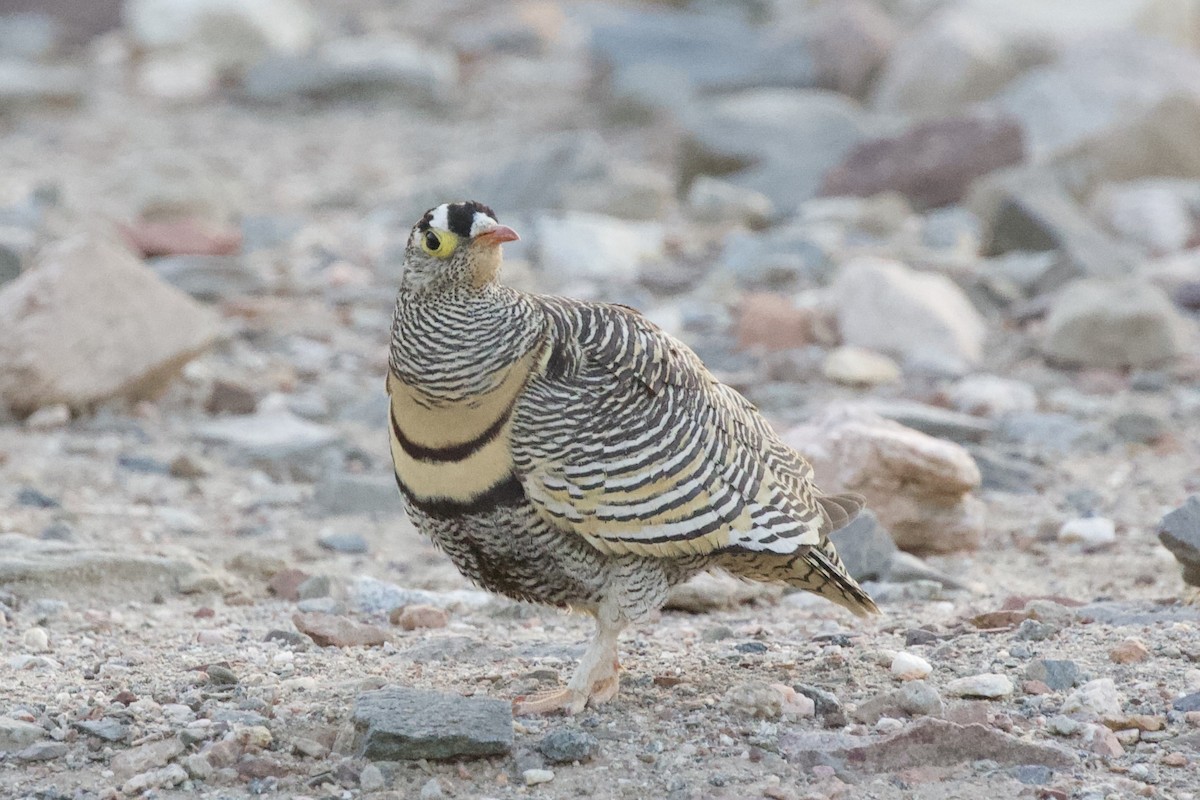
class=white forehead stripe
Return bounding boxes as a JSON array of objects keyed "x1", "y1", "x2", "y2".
[
  {"x1": 470, "y1": 211, "x2": 498, "y2": 237},
  {"x1": 429, "y1": 204, "x2": 450, "y2": 232}
]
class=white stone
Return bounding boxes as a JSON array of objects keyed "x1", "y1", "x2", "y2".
[
  {"x1": 523, "y1": 768, "x2": 554, "y2": 786},
  {"x1": 535, "y1": 212, "x2": 665, "y2": 284},
  {"x1": 21, "y1": 627, "x2": 49, "y2": 653},
  {"x1": 822, "y1": 345, "x2": 901, "y2": 386},
  {"x1": 0, "y1": 233, "x2": 221, "y2": 415},
  {"x1": 686, "y1": 176, "x2": 775, "y2": 226},
  {"x1": 1063, "y1": 678, "x2": 1124, "y2": 718},
  {"x1": 359, "y1": 764, "x2": 385, "y2": 792},
  {"x1": 890, "y1": 652, "x2": 933, "y2": 681},
  {"x1": 1043, "y1": 279, "x2": 1190, "y2": 368},
  {"x1": 125, "y1": 0, "x2": 317, "y2": 69},
  {"x1": 948, "y1": 374, "x2": 1038, "y2": 417},
  {"x1": 419, "y1": 778, "x2": 444, "y2": 800},
  {"x1": 1089, "y1": 179, "x2": 1200, "y2": 256},
  {"x1": 1058, "y1": 517, "x2": 1117, "y2": 549},
  {"x1": 945, "y1": 673, "x2": 1014, "y2": 699},
  {"x1": 834, "y1": 257, "x2": 986, "y2": 368}
]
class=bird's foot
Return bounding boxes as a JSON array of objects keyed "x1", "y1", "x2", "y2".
[{"x1": 513, "y1": 657, "x2": 621, "y2": 716}]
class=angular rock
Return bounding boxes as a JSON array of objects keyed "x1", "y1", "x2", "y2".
[
  {"x1": 196, "y1": 409, "x2": 339, "y2": 479},
  {"x1": 680, "y1": 89, "x2": 871, "y2": 214},
  {"x1": 111, "y1": 737, "x2": 185, "y2": 782},
  {"x1": 1159, "y1": 495, "x2": 1200, "y2": 587},
  {"x1": 1063, "y1": 679, "x2": 1123, "y2": 719},
  {"x1": 866, "y1": 401, "x2": 994, "y2": 444},
  {"x1": 784, "y1": 408, "x2": 985, "y2": 553},
  {"x1": 17, "y1": 741, "x2": 68, "y2": 762},
  {"x1": 152, "y1": 255, "x2": 266, "y2": 301},
  {"x1": 1042, "y1": 279, "x2": 1189, "y2": 368},
  {"x1": 1025, "y1": 660, "x2": 1080, "y2": 692},
  {"x1": 945, "y1": 673, "x2": 1013, "y2": 699},
  {"x1": 833, "y1": 257, "x2": 986, "y2": 369},
  {"x1": 0, "y1": 233, "x2": 221, "y2": 415},
  {"x1": 538, "y1": 730, "x2": 600, "y2": 764},
  {"x1": 73, "y1": 719, "x2": 130, "y2": 743},
  {"x1": 354, "y1": 687, "x2": 512, "y2": 760},
  {"x1": 822, "y1": 116, "x2": 1024, "y2": 210},
  {"x1": 829, "y1": 510, "x2": 897, "y2": 582},
  {"x1": 293, "y1": 612, "x2": 388, "y2": 648},
  {"x1": 0, "y1": 718, "x2": 45, "y2": 752},
  {"x1": 1088, "y1": 179, "x2": 1200, "y2": 257},
  {"x1": 897, "y1": 681, "x2": 945, "y2": 718},
  {"x1": 781, "y1": 717, "x2": 1075, "y2": 771}
]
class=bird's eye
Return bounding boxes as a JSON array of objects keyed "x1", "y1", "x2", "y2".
[{"x1": 424, "y1": 231, "x2": 440, "y2": 251}]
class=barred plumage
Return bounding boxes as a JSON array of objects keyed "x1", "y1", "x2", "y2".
[{"x1": 388, "y1": 201, "x2": 877, "y2": 714}]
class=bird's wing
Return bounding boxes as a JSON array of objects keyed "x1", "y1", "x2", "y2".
[{"x1": 511, "y1": 299, "x2": 860, "y2": 559}]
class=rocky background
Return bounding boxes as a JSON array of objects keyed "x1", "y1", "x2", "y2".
[{"x1": 2, "y1": 0, "x2": 1200, "y2": 798}]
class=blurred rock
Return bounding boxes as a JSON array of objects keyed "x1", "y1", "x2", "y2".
[
  {"x1": 152, "y1": 255, "x2": 265, "y2": 301},
  {"x1": 390, "y1": 605, "x2": 449, "y2": 631},
  {"x1": 111, "y1": 738, "x2": 184, "y2": 782},
  {"x1": 0, "y1": 718, "x2": 45, "y2": 752},
  {"x1": 313, "y1": 472, "x2": 402, "y2": 516},
  {"x1": 890, "y1": 652, "x2": 932, "y2": 681},
  {"x1": 734, "y1": 293, "x2": 816, "y2": 351},
  {"x1": 0, "y1": 233, "x2": 221, "y2": 415},
  {"x1": 1063, "y1": 678, "x2": 1124, "y2": 718},
  {"x1": 563, "y1": 164, "x2": 674, "y2": 221},
  {"x1": 686, "y1": 176, "x2": 774, "y2": 227},
  {"x1": 317, "y1": 530, "x2": 369, "y2": 555},
  {"x1": 1042, "y1": 279, "x2": 1189, "y2": 368},
  {"x1": 823, "y1": 116, "x2": 1024, "y2": 210},
  {"x1": 821, "y1": 346, "x2": 900, "y2": 386},
  {"x1": 833, "y1": 257, "x2": 986, "y2": 368},
  {"x1": 867, "y1": 401, "x2": 994, "y2": 444},
  {"x1": 467, "y1": 132, "x2": 609, "y2": 214},
  {"x1": 534, "y1": 212, "x2": 664, "y2": 284},
  {"x1": 135, "y1": 50, "x2": 219, "y2": 101},
  {"x1": 0, "y1": 13, "x2": 63, "y2": 60},
  {"x1": 872, "y1": 10, "x2": 1021, "y2": 119},
  {"x1": 829, "y1": 510, "x2": 897, "y2": 582},
  {"x1": 718, "y1": 226, "x2": 832, "y2": 290},
  {"x1": 538, "y1": 729, "x2": 599, "y2": 764},
  {"x1": 120, "y1": 219, "x2": 242, "y2": 258},
  {"x1": 1088, "y1": 179, "x2": 1200, "y2": 256},
  {"x1": 680, "y1": 89, "x2": 870, "y2": 214},
  {"x1": 785, "y1": 408, "x2": 985, "y2": 553},
  {"x1": 204, "y1": 379, "x2": 257, "y2": 415},
  {"x1": 807, "y1": 0, "x2": 898, "y2": 99},
  {"x1": 991, "y1": 36, "x2": 1200, "y2": 160},
  {"x1": 0, "y1": 60, "x2": 84, "y2": 112},
  {"x1": 293, "y1": 612, "x2": 387, "y2": 648},
  {"x1": 1159, "y1": 495, "x2": 1200, "y2": 587},
  {"x1": 354, "y1": 687, "x2": 512, "y2": 760},
  {"x1": 948, "y1": 374, "x2": 1038, "y2": 417},
  {"x1": 1026, "y1": 659, "x2": 1080, "y2": 692},
  {"x1": 1058, "y1": 516, "x2": 1117, "y2": 550},
  {"x1": 124, "y1": 0, "x2": 317, "y2": 73},
  {"x1": 348, "y1": 576, "x2": 493, "y2": 615},
  {"x1": 665, "y1": 571, "x2": 781, "y2": 612},
  {"x1": 195, "y1": 408, "x2": 339, "y2": 479}
]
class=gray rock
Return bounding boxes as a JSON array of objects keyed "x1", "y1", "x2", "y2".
[
  {"x1": 359, "y1": 763, "x2": 386, "y2": 791},
  {"x1": 680, "y1": 89, "x2": 871, "y2": 214},
  {"x1": 718, "y1": 225, "x2": 833, "y2": 290},
  {"x1": 534, "y1": 212, "x2": 665, "y2": 285},
  {"x1": 1173, "y1": 692, "x2": 1200, "y2": 712},
  {"x1": 686, "y1": 177, "x2": 775, "y2": 227},
  {"x1": 780, "y1": 718, "x2": 1075, "y2": 771},
  {"x1": 0, "y1": 13, "x2": 62, "y2": 60},
  {"x1": 1112, "y1": 411, "x2": 1166, "y2": 444},
  {"x1": 318, "y1": 530, "x2": 369, "y2": 555},
  {"x1": 998, "y1": 412, "x2": 1099, "y2": 455},
  {"x1": 1159, "y1": 496, "x2": 1200, "y2": 586},
  {"x1": 967, "y1": 446, "x2": 1039, "y2": 493},
  {"x1": 0, "y1": 61, "x2": 84, "y2": 112},
  {"x1": 348, "y1": 576, "x2": 492, "y2": 615},
  {"x1": 866, "y1": 401, "x2": 994, "y2": 444},
  {"x1": 16, "y1": 487, "x2": 58, "y2": 508},
  {"x1": 822, "y1": 115, "x2": 1025, "y2": 210},
  {"x1": 0, "y1": 233, "x2": 221, "y2": 416},
  {"x1": 196, "y1": 409, "x2": 339, "y2": 480},
  {"x1": 353, "y1": 687, "x2": 512, "y2": 760},
  {"x1": 17, "y1": 740, "x2": 67, "y2": 761},
  {"x1": 833, "y1": 258, "x2": 986, "y2": 368},
  {"x1": 1077, "y1": 600, "x2": 1200, "y2": 626},
  {"x1": 0, "y1": 534, "x2": 199, "y2": 604},
  {"x1": 1088, "y1": 179, "x2": 1200, "y2": 256},
  {"x1": 538, "y1": 729, "x2": 600, "y2": 764},
  {"x1": 151, "y1": 255, "x2": 266, "y2": 301},
  {"x1": 807, "y1": 0, "x2": 898, "y2": 99},
  {"x1": 1062, "y1": 678, "x2": 1123, "y2": 718},
  {"x1": 296, "y1": 575, "x2": 331, "y2": 600},
  {"x1": 1013, "y1": 765, "x2": 1054, "y2": 785},
  {"x1": 793, "y1": 684, "x2": 847, "y2": 727},
  {"x1": 110, "y1": 737, "x2": 184, "y2": 781},
  {"x1": 1043, "y1": 279, "x2": 1189, "y2": 368},
  {"x1": 73, "y1": 719, "x2": 130, "y2": 742},
  {"x1": 897, "y1": 681, "x2": 945, "y2": 718},
  {"x1": 0, "y1": 718, "x2": 45, "y2": 752},
  {"x1": 1014, "y1": 619, "x2": 1057, "y2": 642},
  {"x1": 467, "y1": 132, "x2": 610, "y2": 214},
  {"x1": 828, "y1": 510, "x2": 897, "y2": 582}
]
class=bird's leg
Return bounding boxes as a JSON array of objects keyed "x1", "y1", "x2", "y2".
[{"x1": 513, "y1": 612, "x2": 625, "y2": 716}]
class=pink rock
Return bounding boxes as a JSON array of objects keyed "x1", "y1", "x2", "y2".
[
  {"x1": 120, "y1": 218, "x2": 242, "y2": 258},
  {"x1": 293, "y1": 612, "x2": 388, "y2": 648}
]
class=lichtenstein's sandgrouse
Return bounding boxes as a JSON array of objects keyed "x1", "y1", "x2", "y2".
[{"x1": 387, "y1": 201, "x2": 878, "y2": 715}]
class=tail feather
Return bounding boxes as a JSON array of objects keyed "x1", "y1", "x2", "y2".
[{"x1": 717, "y1": 543, "x2": 880, "y2": 617}]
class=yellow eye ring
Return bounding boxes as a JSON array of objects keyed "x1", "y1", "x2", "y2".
[{"x1": 420, "y1": 229, "x2": 458, "y2": 258}]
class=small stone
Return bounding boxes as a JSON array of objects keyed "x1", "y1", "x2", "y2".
[
  {"x1": 1063, "y1": 679, "x2": 1124, "y2": 719},
  {"x1": 16, "y1": 487, "x2": 58, "y2": 508},
  {"x1": 1013, "y1": 764, "x2": 1053, "y2": 785},
  {"x1": 21, "y1": 627, "x2": 49, "y2": 652},
  {"x1": 120, "y1": 218, "x2": 242, "y2": 258},
  {"x1": 828, "y1": 509, "x2": 897, "y2": 582},
  {"x1": 686, "y1": 176, "x2": 774, "y2": 227},
  {"x1": 1058, "y1": 517, "x2": 1116, "y2": 550},
  {"x1": 267, "y1": 568, "x2": 309, "y2": 601},
  {"x1": 891, "y1": 652, "x2": 933, "y2": 681},
  {"x1": 293, "y1": 612, "x2": 388, "y2": 648},
  {"x1": 1159, "y1": 496, "x2": 1200, "y2": 587},
  {"x1": 535, "y1": 212, "x2": 664, "y2": 284},
  {"x1": 734, "y1": 293, "x2": 816, "y2": 351},
  {"x1": 292, "y1": 737, "x2": 327, "y2": 758},
  {"x1": 17, "y1": 741, "x2": 68, "y2": 762},
  {"x1": 183, "y1": 753, "x2": 213, "y2": 780},
  {"x1": 1025, "y1": 660, "x2": 1079, "y2": 692},
  {"x1": 948, "y1": 375, "x2": 1038, "y2": 417},
  {"x1": 360, "y1": 763, "x2": 385, "y2": 791},
  {"x1": 313, "y1": 472, "x2": 403, "y2": 516},
  {"x1": 24, "y1": 404, "x2": 70, "y2": 430},
  {"x1": 353, "y1": 687, "x2": 512, "y2": 760},
  {"x1": 420, "y1": 777, "x2": 445, "y2": 799},
  {"x1": 1162, "y1": 751, "x2": 1188, "y2": 767},
  {"x1": 897, "y1": 681, "x2": 945, "y2": 718},
  {"x1": 0, "y1": 718, "x2": 45, "y2": 752},
  {"x1": 822, "y1": 346, "x2": 901, "y2": 386},
  {"x1": 1046, "y1": 715, "x2": 1081, "y2": 737},
  {"x1": 1112, "y1": 411, "x2": 1166, "y2": 444},
  {"x1": 206, "y1": 664, "x2": 238, "y2": 686},
  {"x1": 1109, "y1": 638, "x2": 1150, "y2": 664},
  {"x1": 296, "y1": 575, "x2": 332, "y2": 601},
  {"x1": 523, "y1": 768, "x2": 554, "y2": 786},
  {"x1": 110, "y1": 737, "x2": 185, "y2": 781},
  {"x1": 73, "y1": 719, "x2": 129, "y2": 742},
  {"x1": 318, "y1": 530, "x2": 370, "y2": 554},
  {"x1": 945, "y1": 673, "x2": 1013, "y2": 699},
  {"x1": 1081, "y1": 723, "x2": 1124, "y2": 757},
  {"x1": 389, "y1": 605, "x2": 449, "y2": 631},
  {"x1": 1172, "y1": 692, "x2": 1200, "y2": 712},
  {"x1": 205, "y1": 380, "x2": 258, "y2": 415},
  {"x1": 1013, "y1": 619, "x2": 1057, "y2": 641},
  {"x1": 538, "y1": 730, "x2": 600, "y2": 764}
]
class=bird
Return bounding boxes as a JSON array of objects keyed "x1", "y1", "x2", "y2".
[{"x1": 387, "y1": 200, "x2": 878, "y2": 715}]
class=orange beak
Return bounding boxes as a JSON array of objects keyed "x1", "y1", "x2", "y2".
[{"x1": 473, "y1": 224, "x2": 520, "y2": 247}]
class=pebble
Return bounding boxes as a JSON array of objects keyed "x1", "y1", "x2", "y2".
[
  {"x1": 897, "y1": 680, "x2": 945, "y2": 718},
  {"x1": 73, "y1": 719, "x2": 129, "y2": 742},
  {"x1": 1025, "y1": 659, "x2": 1079, "y2": 692},
  {"x1": 206, "y1": 664, "x2": 239, "y2": 685},
  {"x1": 523, "y1": 768, "x2": 555, "y2": 786},
  {"x1": 1046, "y1": 715, "x2": 1081, "y2": 737},
  {"x1": 1173, "y1": 692, "x2": 1200, "y2": 712},
  {"x1": 1159, "y1": 495, "x2": 1200, "y2": 586},
  {"x1": 891, "y1": 652, "x2": 933, "y2": 681},
  {"x1": 1058, "y1": 517, "x2": 1116, "y2": 550},
  {"x1": 293, "y1": 612, "x2": 388, "y2": 648},
  {"x1": 22, "y1": 627, "x2": 49, "y2": 652},
  {"x1": 317, "y1": 530, "x2": 370, "y2": 554},
  {"x1": 389, "y1": 604, "x2": 450, "y2": 631},
  {"x1": 1109, "y1": 638, "x2": 1150, "y2": 664},
  {"x1": 111, "y1": 737, "x2": 185, "y2": 781},
  {"x1": 1063, "y1": 678, "x2": 1124, "y2": 718},
  {"x1": 1080, "y1": 723, "x2": 1124, "y2": 757},
  {"x1": 17, "y1": 741, "x2": 68, "y2": 762},
  {"x1": 946, "y1": 673, "x2": 1013, "y2": 699},
  {"x1": 821, "y1": 345, "x2": 901, "y2": 386},
  {"x1": 360, "y1": 763, "x2": 385, "y2": 791},
  {"x1": 538, "y1": 729, "x2": 600, "y2": 764},
  {"x1": 419, "y1": 778, "x2": 445, "y2": 799},
  {"x1": 353, "y1": 687, "x2": 512, "y2": 760}
]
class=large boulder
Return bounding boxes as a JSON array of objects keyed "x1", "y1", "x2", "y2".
[
  {"x1": 785, "y1": 408, "x2": 985, "y2": 554},
  {"x1": 0, "y1": 233, "x2": 221, "y2": 415}
]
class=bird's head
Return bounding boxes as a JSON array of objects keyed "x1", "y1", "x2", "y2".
[{"x1": 400, "y1": 200, "x2": 519, "y2": 293}]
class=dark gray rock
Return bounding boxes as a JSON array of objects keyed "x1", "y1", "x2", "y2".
[
  {"x1": 1013, "y1": 765, "x2": 1054, "y2": 785},
  {"x1": 828, "y1": 510, "x2": 897, "y2": 582},
  {"x1": 1112, "y1": 412, "x2": 1166, "y2": 444},
  {"x1": 967, "y1": 446, "x2": 1039, "y2": 493},
  {"x1": 312, "y1": 472, "x2": 403, "y2": 517},
  {"x1": 16, "y1": 487, "x2": 58, "y2": 508},
  {"x1": 998, "y1": 413, "x2": 1099, "y2": 455},
  {"x1": 538, "y1": 729, "x2": 599, "y2": 764},
  {"x1": 867, "y1": 401, "x2": 994, "y2": 444},
  {"x1": 1025, "y1": 660, "x2": 1079, "y2": 692},
  {"x1": 1077, "y1": 601, "x2": 1200, "y2": 626},
  {"x1": 1159, "y1": 496, "x2": 1200, "y2": 586},
  {"x1": 718, "y1": 226, "x2": 832, "y2": 290},
  {"x1": 897, "y1": 681, "x2": 944, "y2": 718},
  {"x1": 1174, "y1": 692, "x2": 1200, "y2": 713},
  {"x1": 793, "y1": 684, "x2": 847, "y2": 727},
  {"x1": 353, "y1": 687, "x2": 512, "y2": 761},
  {"x1": 73, "y1": 719, "x2": 129, "y2": 742},
  {"x1": 17, "y1": 741, "x2": 68, "y2": 762}
]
